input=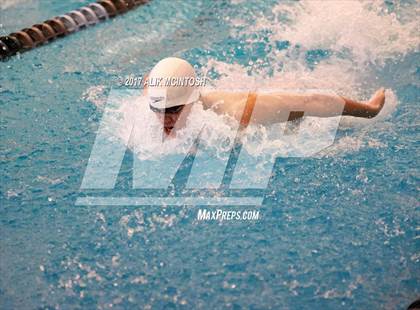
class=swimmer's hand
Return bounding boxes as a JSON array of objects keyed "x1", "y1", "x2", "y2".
[{"x1": 366, "y1": 88, "x2": 386, "y2": 118}]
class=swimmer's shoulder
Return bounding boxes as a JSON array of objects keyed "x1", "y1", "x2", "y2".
[{"x1": 199, "y1": 89, "x2": 248, "y2": 110}]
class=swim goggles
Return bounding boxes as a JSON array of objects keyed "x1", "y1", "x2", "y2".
[{"x1": 149, "y1": 104, "x2": 186, "y2": 114}]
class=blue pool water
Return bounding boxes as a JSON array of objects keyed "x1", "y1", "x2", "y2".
[{"x1": 1, "y1": 0, "x2": 419, "y2": 309}]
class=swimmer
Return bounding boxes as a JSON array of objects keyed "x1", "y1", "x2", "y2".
[{"x1": 145, "y1": 57, "x2": 386, "y2": 136}]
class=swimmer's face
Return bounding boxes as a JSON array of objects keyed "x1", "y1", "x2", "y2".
[
  {"x1": 151, "y1": 103, "x2": 193, "y2": 135},
  {"x1": 144, "y1": 73, "x2": 194, "y2": 135}
]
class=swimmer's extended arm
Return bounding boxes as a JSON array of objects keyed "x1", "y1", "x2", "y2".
[{"x1": 200, "y1": 89, "x2": 385, "y2": 124}]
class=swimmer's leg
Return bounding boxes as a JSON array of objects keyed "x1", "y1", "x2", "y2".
[{"x1": 342, "y1": 88, "x2": 385, "y2": 118}]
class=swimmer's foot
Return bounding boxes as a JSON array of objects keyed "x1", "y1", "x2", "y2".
[{"x1": 366, "y1": 88, "x2": 386, "y2": 118}]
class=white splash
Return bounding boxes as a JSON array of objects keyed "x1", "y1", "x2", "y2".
[
  {"x1": 82, "y1": 85, "x2": 107, "y2": 107},
  {"x1": 264, "y1": 0, "x2": 419, "y2": 65},
  {"x1": 106, "y1": 94, "x2": 237, "y2": 160}
]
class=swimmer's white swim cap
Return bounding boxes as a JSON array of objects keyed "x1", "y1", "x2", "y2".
[{"x1": 147, "y1": 57, "x2": 200, "y2": 109}]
